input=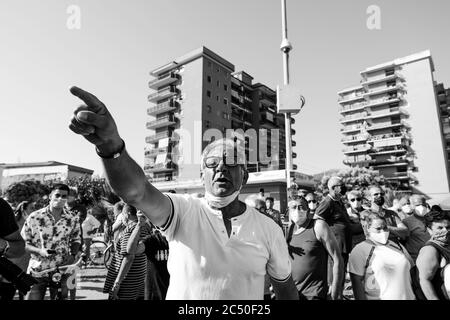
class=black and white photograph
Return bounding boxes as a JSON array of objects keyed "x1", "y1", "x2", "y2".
[{"x1": 0, "y1": 0, "x2": 449, "y2": 312}]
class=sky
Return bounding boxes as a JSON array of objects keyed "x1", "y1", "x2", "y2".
[{"x1": 1, "y1": 0, "x2": 449, "y2": 176}]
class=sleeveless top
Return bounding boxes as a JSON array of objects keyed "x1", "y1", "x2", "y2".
[{"x1": 287, "y1": 219, "x2": 328, "y2": 299}]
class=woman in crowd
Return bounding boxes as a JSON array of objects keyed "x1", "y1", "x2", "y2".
[
  {"x1": 349, "y1": 212, "x2": 416, "y2": 300},
  {"x1": 416, "y1": 210, "x2": 450, "y2": 300},
  {"x1": 103, "y1": 204, "x2": 151, "y2": 300}
]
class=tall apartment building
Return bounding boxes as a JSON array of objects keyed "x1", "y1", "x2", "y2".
[
  {"x1": 338, "y1": 50, "x2": 450, "y2": 199},
  {"x1": 144, "y1": 46, "x2": 309, "y2": 211}
]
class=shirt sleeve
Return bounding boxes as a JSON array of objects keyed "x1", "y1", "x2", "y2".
[
  {"x1": 158, "y1": 194, "x2": 191, "y2": 241},
  {"x1": 0, "y1": 198, "x2": 18, "y2": 237},
  {"x1": 348, "y1": 243, "x2": 368, "y2": 276},
  {"x1": 21, "y1": 215, "x2": 34, "y2": 246},
  {"x1": 314, "y1": 198, "x2": 331, "y2": 221},
  {"x1": 266, "y1": 222, "x2": 292, "y2": 282}
]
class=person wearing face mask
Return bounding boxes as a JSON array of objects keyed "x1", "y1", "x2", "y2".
[
  {"x1": 21, "y1": 183, "x2": 81, "y2": 300},
  {"x1": 305, "y1": 193, "x2": 318, "y2": 215},
  {"x1": 287, "y1": 197, "x2": 344, "y2": 300},
  {"x1": 349, "y1": 213, "x2": 416, "y2": 300},
  {"x1": 416, "y1": 210, "x2": 450, "y2": 300},
  {"x1": 314, "y1": 177, "x2": 352, "y2": 274},
  {"x1": 361, "y1": 186, "x2": 409, "y2": 242},
  {"x1": 346, "y1": 190, "x2": 366, "y2": 248},
  {"x1": 403, "y1": 195, "x2": 432, "y2": 261}
]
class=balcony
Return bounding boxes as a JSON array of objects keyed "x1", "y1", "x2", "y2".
[
  {"x1": 341, "y1": 134, "x2": 369, "y2": 145},
  {"x1": 292, "y1": 152, "x2": 297, "y2": 158},
  {"x1": 291, "y1": 140, "x2": 296, "y2": 147},
  {"x1": 385, "y1": 171, "x2": 416, "y2": 182},
  {"x1": 291, "y1": 118, "x2": 296, "y2": 125},
  {"x1": 144, "y1": 162, "x2": 176, "y2": 173},
  {"x1": 361, "y1": 72, "x2": 404, "y2": 87},
  {"x1": 368, "y1": 132, "x2": 409, "y2": 148},
  {"x1": 148, "y1": 86, "x2": 178, "y2": 103},
  {"x1": 365, "y1": 97, "x2": 402, "y2": 108},
  {"x1": 369, "y1": 146, "x2": 408, "y2": 156},
  {"x1": 144, "y1": 147, "x2": 170, "y2": 158},
  {"x1": 338, "y1": 92, "x2": 365, "y2": 105},
  {"x1": 366, "y1": 120, "x2": 409, "y2": 132},
  {"x1": 340, "y1": 111, "x2": 369, "y2": 124},
  {"x1": 371, "y1": 161, "x2": 409, "y2": 169},
  {"x1": 343, "y1": 155, "x2": 374, "y2": 166},
  {"x1": 148, "y1": 72, "x2": 179, "y2": 90},
  {"x1": 145, "y1": 131, "x2": 172, "y2": 143},
  {"x1": 366, "y1": 107, "x2": 408, "y2": 120},
  {"x1": 343, "y1": 144, "x2": 372, "y2": 155},
  {"x1": 341, "y1": 124, "x2": 364, "y2": 134},
  {"x1": 339, "y1": 102, "x2": 367, "y2": 114},
  {"x1": 364, "y1": 83, "x2": 406, "y2": 98},
  {"x1": 259, "y1": 92, "x2": 275, "y2": 105},
  {"x1": 146, "y1": 115, "x2": 176, "y2": 129},
  {"x1": 147, "y1": 100, "x2": 177, "y2": 116},
  {"x1": 291, "y1": 128, "x2": 296, "y2": 136}
]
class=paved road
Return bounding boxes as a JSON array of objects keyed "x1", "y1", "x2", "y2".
[{"x1": 75, "y1": 265, "x2": 108, "y2": 300}]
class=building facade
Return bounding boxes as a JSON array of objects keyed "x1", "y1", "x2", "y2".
[
  {"x1": 0, "y1": 161, "x2": 94, "y2": 192},
  {"x1": 338, "y1": 50, "x2": 450, "y2": 199},
  {"x1": 145, "y1": 46, "x2": 306, "y2": 212}
]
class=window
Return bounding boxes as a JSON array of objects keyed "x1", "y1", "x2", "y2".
[
  {"x1": 216, "y1": 80, "x2": 220, "y2": 87},
  {"x1": 224, "y1": 84, "x2": 228, "y2": 91},
  {"x1": 216, "y1": 68, "x2": 220, "y2": 73},
  {"x1": 216, "y1": 95, "x2": 219, "y2": 101},
  {"x1": 207, "y1": 75, "x2": 211, "y2": 83},
  {"x1": 207, "y1": 105, "x2": 212, "y2": 113},
  {"x1": 223, "y1": 112, "x2": 228, "y2": 119},
  {"x1": 205, "y1": 120, "x2": 210, "y2": 129},
  {"x1": 207, "y1": 90, "x2": 211, "y2": 98},
  {"x1": 223, "y1": 98, "x2": 228, "y2": 105}
]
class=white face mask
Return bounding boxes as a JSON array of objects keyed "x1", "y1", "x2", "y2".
[
  {"x1": 308, "y1": 202, "x2": 317, "y2": 211},
  {"x1": 415, "y1": 205, "x2": 428, "y2": 216},
  {"x1": 205, "y1": 189, "x2": 240, "y2": 209},
  {"x1": 401, "y1": 204, "x2": 412, "y2": 214},
  {"x1": 52, "y1": 198, "x2": 67, "y2": 209},
  {"x1": 370, "y1": 231, "x2": 390, "y2": 244}
]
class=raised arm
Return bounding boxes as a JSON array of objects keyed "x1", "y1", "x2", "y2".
[{"x1": 69, "y1": 87, "x2": 171, "y2": 227}]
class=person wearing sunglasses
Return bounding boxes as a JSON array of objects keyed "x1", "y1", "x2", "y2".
[
  {"x1": 360, "y1": 186, "x2": 409, "y2": 244},
  {"x1": 305, "y1": 193, "x2": 318, "y2": 215},
  {"x1": 68, "y1": 86, "x2": 297, "y2": 299},
  {"x1": 265, "y1": 197, "x2": 283, "y2": 229},
  {"x1": 346, "y1": 190, "x2": 366, "y2": 249},
  {"x1": 21, "y1": 183, "x2": 81, "y2": 300}
]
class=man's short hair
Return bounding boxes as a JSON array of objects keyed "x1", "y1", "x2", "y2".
[
  {"x1": 51, "y1": 183, "x2": 70, "y2": 194},
  {"x1": 347, "y1": 190, "x2": 362, "y2": 199},
  {"x1": 200, "y1": 138, "x2": 246, "y2": 171},
  {"x1": 424, "y1": 210, "x2": 450, "y2": 228},
  {"x1": 410, "y1": 194, "x2": 426, "y2": 206},
  {"x1": 327, "y1": 176, "x2": 342, "y2": 190},
  {"x1": 123, "y1": 204, "x2": 137, "y2": 216},
  {"x1": 288, "y1": 197, "x2": 308, "y2": 211},
  {"x1": 265, "y1": 197, "x2": 274, "y2": 202}
]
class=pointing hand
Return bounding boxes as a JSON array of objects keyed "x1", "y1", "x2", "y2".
[{"x1": 69, "y1": 86, "x2": 122, "y2": 153}]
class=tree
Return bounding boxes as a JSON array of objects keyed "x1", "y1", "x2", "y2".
[{"x1": 3, "y1": 180, "x2": 50, "y2": 208}]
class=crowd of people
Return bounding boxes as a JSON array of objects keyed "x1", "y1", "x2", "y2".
[{"x1": 0, "y1": 85, "x2": 449, "y2": 301}]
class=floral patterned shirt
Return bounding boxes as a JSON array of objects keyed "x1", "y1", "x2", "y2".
[{"x1": 21, "y1": 206, "x2": 81, "y2": 274}]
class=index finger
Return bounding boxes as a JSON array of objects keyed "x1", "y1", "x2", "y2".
[{"x1": 70, "y1": 86, "x2": 106, "y2": 114}]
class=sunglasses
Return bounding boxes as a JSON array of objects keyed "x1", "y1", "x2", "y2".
[
  {"x1": 307, "y1": 200, "x2": 317, "y2": 204},
  {"x1": 204, "y1": 156, "x2": 241, "y2": 168},
  {"x1": 349, "y1": 198, "x2": 362, "y2": 202}
]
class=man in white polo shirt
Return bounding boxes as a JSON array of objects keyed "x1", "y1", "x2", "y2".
[{"x1": 68, "y1": 86, "x2": 298, "y2": 300}]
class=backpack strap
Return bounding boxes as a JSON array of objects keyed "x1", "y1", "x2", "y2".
[{"x1": 363, "y1": 239, "x2": 376, "y2": 272}]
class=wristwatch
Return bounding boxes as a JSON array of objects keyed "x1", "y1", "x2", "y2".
[{"x1": 95, "y1": 139, "x2": 125, "y2": 159}]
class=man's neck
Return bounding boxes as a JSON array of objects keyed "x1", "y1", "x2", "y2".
[
  {"x1": 219, "y1": 198, "x2": 245, "y2": 220},
  {"x1": 50, "y1": 206, "x2": 64, "y2": 218}
]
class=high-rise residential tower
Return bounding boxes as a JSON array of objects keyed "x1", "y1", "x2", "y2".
[{"x1": 338, "y1": 50, "x2": 450, "y2": 199}]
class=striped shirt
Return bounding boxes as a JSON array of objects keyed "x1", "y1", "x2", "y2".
[{"x1": 103, "y1": 221, "x2": 151, "y2": 300}]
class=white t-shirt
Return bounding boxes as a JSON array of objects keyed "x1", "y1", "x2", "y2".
[
  {"x1": 82, "y1": 214, "x2": 101, "y2": 239},
  {"x1": 349, "y1": 240, "x2": 416, "y2": 300},
  {"x1": 160, "y1": 193, "x2": 291, "y2": 300}
]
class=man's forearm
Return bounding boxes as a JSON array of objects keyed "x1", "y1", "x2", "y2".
[
  {"x1": 331, "y1": 257, "x2": 344, "y2": 299},
  {"x1": 115, "y1": 255, "x2": 135, "y2": 284},
  {"x1": 388, "y1": 226, "x2": 409, "y2": 240},
  {"x1": 25, "y1": 243, "x2": 42, "y2": 255}
]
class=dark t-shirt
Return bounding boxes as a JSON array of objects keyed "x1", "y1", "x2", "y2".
[{"x1": 0, "y1": 198, "x2": 18, "y2": 238}]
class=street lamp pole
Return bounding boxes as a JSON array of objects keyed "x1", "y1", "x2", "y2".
[{"x1": 280, "y1": 0, "x2": 293, "y2": 192}]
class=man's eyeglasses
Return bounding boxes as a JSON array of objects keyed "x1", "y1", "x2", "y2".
[
  {"x1": 307, "y1": 200, "x2": 317, "y2": 204},
  {"x1": 372, "y1": 193, "x2": 385, "y2": 197},
  {"x1": 204, "y1": 156, "x2": 241, "y2": 168},
  {"x1": 349, "y1": 198, "x2": 362, "y2": 202},
  {"x1": 54, "y1": 193, "x2": 68, "y2": 199}
]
